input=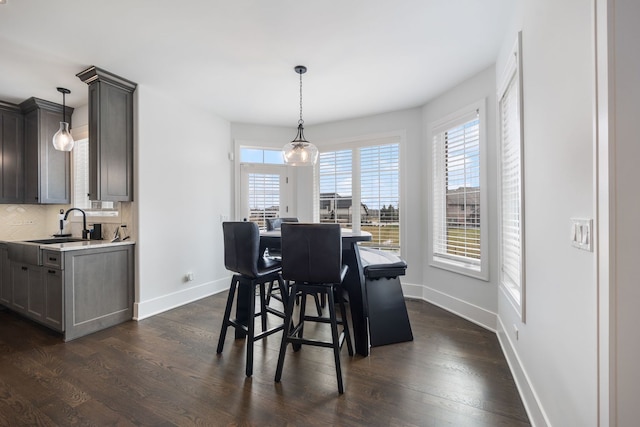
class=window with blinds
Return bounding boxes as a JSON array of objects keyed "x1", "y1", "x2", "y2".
[
  {"x1": 499, "y1": 32, "x2": 525, "y2": 318},
  {"x1": 72, "y1": 138, "x2": 119, "y2": 217},
  {"x1": 360, "y1": 144, "x2": 400, "y2": 251},
  {"x1": 430, "y1": 101, "x2": 487, "y2": 278},
  {"x1": 318, "y1": 141, "x2": 400, "y2": 253},
  {"x1": 319, "y1": 150, "x2": 353, "y2": 227},
  {"x1": 247, "y1": 172, "x2": 280, "y2": 229}
]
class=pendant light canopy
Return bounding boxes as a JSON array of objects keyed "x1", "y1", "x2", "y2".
[
  {"x1": 52, "y1": 87, "x2": 75, "y2": 151},
  {"x1": 282, "y1": 65, "x2": 318, "y2": 166}
]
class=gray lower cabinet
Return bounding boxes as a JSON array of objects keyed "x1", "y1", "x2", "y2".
[
  {"x1": 0, "y1": 244, "x2": 133, "y2": 341},
  {"x1": 0, "y1": 245, "x2": 11, "y2": 306},
  {"x1": 42, "y1": 267, "x2": 64, "y2": 331},
  {"x1": 11, "y1": 262, "x2": 41, "y2": 316},
  {"x1": 60, "y1": 245, "x2": 134, "y2": 341}
]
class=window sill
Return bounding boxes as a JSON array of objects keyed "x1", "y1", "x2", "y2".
[{"x1": 429, "y1": 256, "x2": 488, "y2": 281}]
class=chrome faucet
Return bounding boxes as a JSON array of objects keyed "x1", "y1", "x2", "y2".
[{"x1": 63, "y1": 208, "x2": 90, "y2": 239}]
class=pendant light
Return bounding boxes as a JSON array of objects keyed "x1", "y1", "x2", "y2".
[
  {"x1": 282, "y1": 65, "x2": 318, "y2": 166},
  {"x1": 52, "y1": 87, "x2": 75, "y2": 151}
]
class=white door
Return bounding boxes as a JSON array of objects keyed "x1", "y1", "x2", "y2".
[{"x1": 240, "y1": 164, "x2": 291, "y2": 229}]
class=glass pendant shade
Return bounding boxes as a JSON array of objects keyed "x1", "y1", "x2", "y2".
[
  {"x1": 52, "y1": 87, "x2": 74, "y2": 151},
  {"x1": 52, "y1": 121, "x2": 75, "y2": 151},
  {"x1": 282, "y1": 123, "x2": 318, "y2": 166}
]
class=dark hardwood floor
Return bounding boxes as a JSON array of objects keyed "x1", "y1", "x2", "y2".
[{"x1": 0, "y1": 294, "x2": 530, "y2": 426}]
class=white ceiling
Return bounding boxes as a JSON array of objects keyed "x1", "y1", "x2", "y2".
[{"x1": 0, "y1": 0, "x2": 515, "y2": 126}]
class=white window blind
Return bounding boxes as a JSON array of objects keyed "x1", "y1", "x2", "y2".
[
  {"x1": 432, "y1": 113, "x2": 481, "y2": 265},
  {"x1": 499, "y1": 31, "x2": 525, "y2": 317},
  {"x1": 360, "y1": 144, "x2": 400, "y2": 251},
  {"x1": 247, "y1": 172, "x2": 280, "y2": 229},
  {"x1": 319, "y1": 150, "x2": 353, "y2": 226},
  {"x1": 318, "y1": 141, "x2": 401, "y2": 253},
  {"x1": 500, "y1": 74, "x2": 522, "y2": 294},
  {"x1": 72, "y1": 138, "x2": 118, "y2": 217},
  {"x1": 73, "y1": 138, "x2": 90, "y2": 210}
]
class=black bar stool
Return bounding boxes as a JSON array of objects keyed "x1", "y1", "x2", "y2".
[
  {"x1": 217, "y1": 221, "x2": 288, "y2": 377},
  {"x1": 274, "y1": 223, "x2": 354, "y2": 394}
]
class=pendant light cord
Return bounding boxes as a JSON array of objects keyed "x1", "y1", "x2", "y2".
[{"x1": 298, "y1": 70, "x2": 304, "y2": 126}]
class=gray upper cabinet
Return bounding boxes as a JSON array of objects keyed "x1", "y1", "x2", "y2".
[
  {"x1": 20, "y1": 98, "x2": 73, "y2": 204},
  {"x1": 0, "y1": 102, "x2": 24, "y2": 203},
  {"x1": 77, "y1": 66, "x2": 137, "y2": 202}
]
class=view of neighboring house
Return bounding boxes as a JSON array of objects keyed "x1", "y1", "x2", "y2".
[
  {"x1": 319, "y1": 193, "x2": 370, "y2": 223},
  {"x1": 446, "y1": 187, "x2": 480, "y2": 227}
]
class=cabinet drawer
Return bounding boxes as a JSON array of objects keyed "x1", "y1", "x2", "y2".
[{"x1": 42, "y1": 250, "x2": 63, "y2": 269}]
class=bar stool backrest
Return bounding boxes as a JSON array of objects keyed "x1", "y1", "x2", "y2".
[
  {"x1": 223, "y1": 222, "x2": 260, "y2": 278},
  {"x1": 281, "y1": 223, "x2": 342, "y2": 284},
  {"x1": 266, "y1": 217, "x2": 299, "y2": 231}
]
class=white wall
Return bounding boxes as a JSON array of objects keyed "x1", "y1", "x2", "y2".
[
  {"x1": 135, "y1": 86, "x2": 232, "y2": 318},
  {"x1": 422, "y1": 66, "x2": 499, "y2": 329},
  {"x1": 496, "y1": 1, "x2": 598, "y2": 426}
]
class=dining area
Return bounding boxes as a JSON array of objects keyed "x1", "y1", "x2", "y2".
[{"x1": 216, "y1": 218, "x2": 413, "y2": 394}]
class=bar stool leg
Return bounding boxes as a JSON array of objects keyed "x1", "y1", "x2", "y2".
[
  {"x1": 327, "y1": 287, "x2": 345, "y2": 394},
  {"x1": 217, "y1": 276, "x2": 238, "y2": 354},
  {"x1": 246, "y1": 281, "x2": 257, "y2": 377},
  {"x1": 336, "y1": 288, "x2": 354, "y2": 356},
  {"x1": 275, "y1": 283, "x2": 298, "y2": 383}
]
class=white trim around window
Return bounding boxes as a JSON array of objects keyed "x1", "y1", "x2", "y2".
[{"x1": 428, "y1": 99, "x2": 488, "y2": 280}]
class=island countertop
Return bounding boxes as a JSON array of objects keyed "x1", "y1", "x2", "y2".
[{"x1": 1, "y1": 238, "x2": 135, "y2": 252}]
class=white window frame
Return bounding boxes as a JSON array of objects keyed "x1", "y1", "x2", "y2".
[
  {"x1": 428, "y1": 99, "x2": 488, "y2": 280},
  {"x1": 316, "y1": 133, "x2": 404, "y2": 254},
  {"x1": 498, "y1": 31, "x2": 526, "y2": 321}
]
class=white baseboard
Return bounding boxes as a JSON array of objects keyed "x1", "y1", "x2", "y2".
[
  {"x1": 496, "y1": 316, "x2": 550, "y2": 427},
  {"x1": 134, "y1": 277, "x2": 229, "y2": 320},
  {"x1": 402, "y1": 282, "x2": 497, "y2": 332}
]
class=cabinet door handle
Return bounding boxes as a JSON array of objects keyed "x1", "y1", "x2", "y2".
[
  {"x1": 21, "y1": 266, "x2": 27, "y2": 271},
  {"x1": 48, "y1": 270, "x2": 56, "y2": 274},
  {"x1": 48, "y1": 257, "x2": 57, "y2": 262}
]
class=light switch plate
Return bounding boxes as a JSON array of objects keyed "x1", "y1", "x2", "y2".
[{"x1": 570, "y1": 218, "x2": 593, "y2": 251}]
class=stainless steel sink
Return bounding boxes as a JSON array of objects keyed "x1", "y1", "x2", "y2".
[
  {"x1": 7, "y1": 238, "x2": 87, "y2": 265},
  {"x1": 26, "y1": 238, "x2": 86, "y2": 244}
]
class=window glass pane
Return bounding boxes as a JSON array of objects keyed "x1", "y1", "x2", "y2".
[
  {"x1": 240, "y1": 147, "x2": 285, "y2": 165},
  {"x1": 240, "y1": 148, "x2": 263, "y2": 163},
  {"x1": 263, "y1": 150, "x2": 285, "y2": 165},
  {"x1": 318, "y1": 142, "x2": 401, "y2": 254},
  {"x1": 247, "y1": 173, "x2": 280, "y2": 229},
  {"x1": 319, "y1": 150, "x2": 353, "y2": 227},
  {"x1": 360, "y1": 144, "x2": 400, "y2": 253},
  {"x1": 433, "y1": 115, "x2": 481, "y2": 264}
]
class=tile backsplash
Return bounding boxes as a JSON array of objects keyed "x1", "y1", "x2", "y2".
[{"x1": 0, "y1": 203, "x2": 134, "y2": 241}]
